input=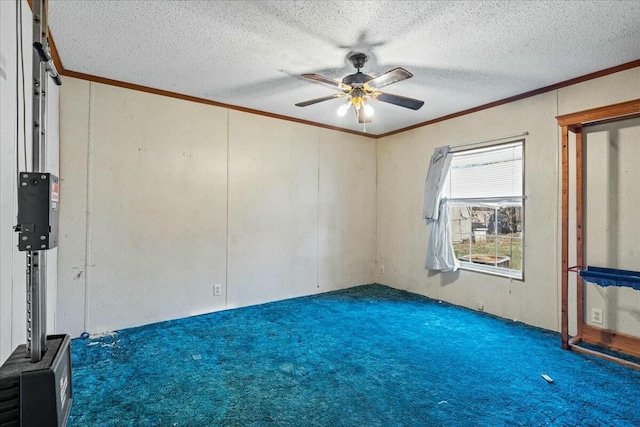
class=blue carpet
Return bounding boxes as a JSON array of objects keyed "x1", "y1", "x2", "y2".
[{"x1": 68, "y1": 284, "x2": 640, "y2": 426}]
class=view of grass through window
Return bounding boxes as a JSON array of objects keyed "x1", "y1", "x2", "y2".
[{"x1": 451, "y1": 206, "x2": 522, "y2": 272}]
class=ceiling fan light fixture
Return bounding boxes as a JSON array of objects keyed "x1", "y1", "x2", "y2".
[
  {"x1": 363, "y1": 102, "x2": 374, "y2": 117},
  {"x1": 351, "y1": 96, "x2": 364, "y2": 109},
  {"x1": 337, "y1": 100, "x2": 351, "y2": 117}
]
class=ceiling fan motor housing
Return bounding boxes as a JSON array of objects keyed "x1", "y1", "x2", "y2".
[
  {"x1": 344, "y1": 52, "x2": 372, "y2": 87},
  {"x1": 342, "y1": 72, "x2": 373, "y2": 87}
]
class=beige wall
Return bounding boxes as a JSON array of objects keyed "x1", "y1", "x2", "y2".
[
  {"x1": 226, "y1": 112, "x2": 376, "y2": 308},
  {"x1": 376, "y1": 67, "x2": 640, "y2": 333},
  {"x1": 57, "y1": 66, "x2": 639, "y2": 339},
  {"x1": 58, "y1": 78, "x2": 376, "y2": 335}
]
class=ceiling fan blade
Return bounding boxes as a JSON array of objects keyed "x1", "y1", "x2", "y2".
[
  {"x1": 295, "y1": 93, "x2": 346, "y2": 107},
  {"x1": 374, "y1": 92, "x2": 424, "y2": 110},
  {"x1": 365, "y1": 68, "x2": 413, "y2": 89},
  {"x1": 356, "y1": 107, "x2": 372, "y2": 124},
  {"x1": 301, "y1": 74, "x2": 351, "y2": 91}
]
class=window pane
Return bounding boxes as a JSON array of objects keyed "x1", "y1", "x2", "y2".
[
  {"x1": 496, "y1": 237, "x2": 522, "y2": 271},
  {"x1": 452, "y1": 234, "x2": 471, "y2": 260},
  {"x1": 489, "y1": 206, "x2": 522, "y2": 235},
  {"x1": 450, "y1": 203, "x2": 523, "y2": 276}
]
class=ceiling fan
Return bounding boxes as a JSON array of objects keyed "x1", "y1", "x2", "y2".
[{"x1": 295, "y1": 52, "x2": 424, "y2": 124}]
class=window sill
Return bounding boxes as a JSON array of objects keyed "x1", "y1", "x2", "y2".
[{"x1": 458, "y1": 261, "x2": 523, "y2": 280}]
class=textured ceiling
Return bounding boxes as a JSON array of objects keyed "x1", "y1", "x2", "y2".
[{"x1": 47, "y1": 1, "x2": 640, "y2": 136}]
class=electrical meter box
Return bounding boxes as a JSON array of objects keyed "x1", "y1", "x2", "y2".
[{"x1": 16, "y1": 172, "x2": 59, "y2": 251}]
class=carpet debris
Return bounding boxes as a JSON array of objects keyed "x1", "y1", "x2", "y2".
[
  {"x1": 90, "y1": 331, "x2": 117, "y2": 339},
  {"x1": 541, "y1": 373, "x2": 554, "y2": 384}
]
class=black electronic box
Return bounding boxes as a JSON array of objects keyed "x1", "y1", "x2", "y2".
[{"x1": 16, "y1": 172, "x2": 59, "y2": 251}]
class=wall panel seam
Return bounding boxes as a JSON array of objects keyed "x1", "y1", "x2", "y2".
[
  {"x1": 83, "y1": 82, "x2": 93, "y2": 333},
  {"x1": 374, "y1": 136, "x2": 378, "y2": 283},
  {"x1": 316, "y1": 129, "x2": 320, "y2": 290},
  {"x1": 555, "y1": 89, "x2": 561, "y2": 331},
  {"x1": 225, "y1": 108, "x2": 229, "y2": 309}
]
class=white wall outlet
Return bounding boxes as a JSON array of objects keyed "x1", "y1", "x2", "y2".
[
  {"x1": 379, "y1": 265, "x2": 385, "y2": 274},
  {"x1": 214, "y1": 284, "x2": 222, "y2": 296},
  {"x1": 592, "y1": 308, "x2": 603, "y2": 324}
]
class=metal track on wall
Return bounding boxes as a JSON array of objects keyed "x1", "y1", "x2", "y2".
[{"x1": 28, "y1": 0, "x2": 49, "y2": 363}]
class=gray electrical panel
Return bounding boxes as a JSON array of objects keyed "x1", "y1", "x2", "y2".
[{"x1": 16, "y1": 172, "x2": 59, "y2": 251}]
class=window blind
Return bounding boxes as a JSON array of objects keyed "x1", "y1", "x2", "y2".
[{"x1": 446, "y1": 141, "x2": 523, "y2": 200}]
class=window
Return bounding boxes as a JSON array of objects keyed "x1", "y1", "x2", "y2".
[{"x1": 444, "y1": 141, "x2": 524, "y2": 279}]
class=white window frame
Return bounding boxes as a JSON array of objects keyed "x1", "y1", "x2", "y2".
[{"x1": 445, "y1": 140, "x2": 525, "y2": 280}]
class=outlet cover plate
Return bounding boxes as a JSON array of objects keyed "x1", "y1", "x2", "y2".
[{"x1": 592, "y1": 308, "x2": 603, "y2": 324}]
